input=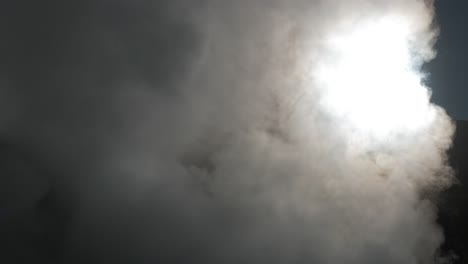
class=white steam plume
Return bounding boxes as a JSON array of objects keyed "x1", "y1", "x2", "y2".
[{"x1": 52, "y1": 0, "x2": 454, "y2": 263}]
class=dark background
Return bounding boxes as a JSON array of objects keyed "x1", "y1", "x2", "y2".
[
  {"x1": 430, "y1": 3, "x2": 468, "y2": 262},
  {"x1": 428, "y1": 1, "x2": 468, "y2": 120},
  {"x1": 439, "y1": 120, "x2": 468, "y2": 263}
]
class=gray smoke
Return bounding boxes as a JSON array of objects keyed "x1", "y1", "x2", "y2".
[{"x1": 0, "y1": 0, "x2": 455, "y2": 263}]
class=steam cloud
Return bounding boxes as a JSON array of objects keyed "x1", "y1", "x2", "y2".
[{"x1": 0, "y1": 0, "x2": 455, "y2": 263}]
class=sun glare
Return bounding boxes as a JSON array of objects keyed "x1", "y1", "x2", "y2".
[{"x1": 316, "y1": 17, "x2": 434, "y2": 138}]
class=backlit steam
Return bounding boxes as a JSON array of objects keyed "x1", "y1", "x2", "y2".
[
  {"x1": 317, "y1": 16, "x2": 434, "y2": 137},
  {"x1": 0, "y1": 0, "x2": 456, "y2": 263},
  {"x1": 170, "y1": 1, "x2": 454, "y2": 263}
]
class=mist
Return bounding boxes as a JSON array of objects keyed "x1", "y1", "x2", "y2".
[{"x1": 0, "y1": 0, "x2": 455, "y2": 263}]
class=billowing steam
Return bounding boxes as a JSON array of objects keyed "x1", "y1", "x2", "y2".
[{"x1": 0, "y1": 0, "x2": 455, "y2": 263}]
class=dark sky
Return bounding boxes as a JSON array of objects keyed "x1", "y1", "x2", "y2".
[{"x1": 428, "y1": 0, "x2": 468, "y2": 120}]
